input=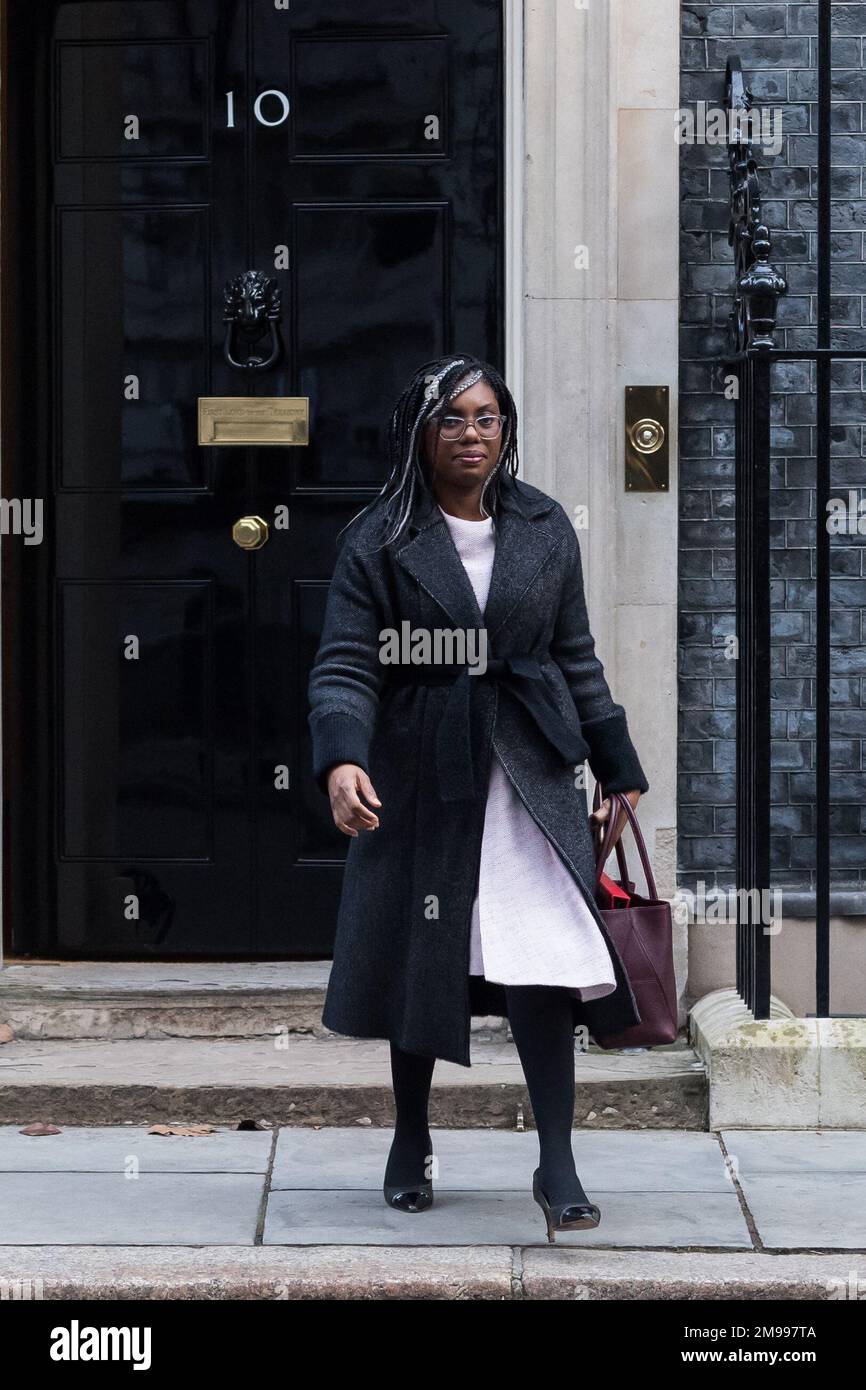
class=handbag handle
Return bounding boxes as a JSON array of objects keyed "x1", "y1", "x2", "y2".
[
  {"x1": 593, "y1": 790, "x2": 627, "y2": 890},
  {"x1": 592, "y1": 785, "x2": 658, "y2": 900},
  {"x1": 595, "y1": 788, "x2": 658, "y2": 900},
  {"x1": 592, "y1": 780, "x2": 630, "y2": 884},
  {"x1": 592, "y1": 780, "x2": 631, "y2": 885}
]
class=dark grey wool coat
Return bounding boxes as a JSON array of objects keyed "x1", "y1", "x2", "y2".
[{"x1": 308, "y1": 471, "x2": 650, "y2": 1067}]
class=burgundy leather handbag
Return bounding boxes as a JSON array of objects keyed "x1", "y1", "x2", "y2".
[{"x1": 588, "y1": 784, "x2": 678, "y2": 1049}]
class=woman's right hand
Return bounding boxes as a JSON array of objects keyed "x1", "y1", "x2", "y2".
[{"x1": 326, "y1": 763, "x2": 382, "y2": 836}]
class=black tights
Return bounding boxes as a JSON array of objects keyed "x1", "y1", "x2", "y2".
[{"x1": 384, "y1": 985, "x2": 589, "y2": 1206}]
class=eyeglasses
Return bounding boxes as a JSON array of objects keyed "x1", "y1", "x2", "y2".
[{"x1": 436, "y1": 413, "x2": 505, "y2": 441}]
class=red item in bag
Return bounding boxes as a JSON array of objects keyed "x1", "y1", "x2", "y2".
[{"x1": 596, "y1": 872, "x2": 631, "y2": 910}]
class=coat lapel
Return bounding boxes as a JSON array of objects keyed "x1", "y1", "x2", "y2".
[
  {"x1": 481, "y1": 484, "x2": 559, "y2": 639},
  {"x1": 394, "y1": 492, "x2": 485, "y2": 631},
  {"x1": 480, "y1": 472, "x2": 561, "y2": 636},
  {"x1": 395, "y1": 472, "x2": 560, "y2": 641}
]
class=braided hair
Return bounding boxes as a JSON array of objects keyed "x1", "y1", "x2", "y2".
[{"x1": 341, "y1": 354, "x2": 520, "y2": 549}]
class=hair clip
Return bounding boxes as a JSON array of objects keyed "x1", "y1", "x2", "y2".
[{"x1": 423, "y1": 359, "x2": 466, "y2": 402}]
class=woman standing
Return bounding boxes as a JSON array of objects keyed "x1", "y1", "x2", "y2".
[{"x1": 308, "y1": 355, "x2": 649, "y2": 1241}]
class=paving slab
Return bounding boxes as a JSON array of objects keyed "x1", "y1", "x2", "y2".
[
  {"x1": 263, "y1": 1187, "x2": 750, "y2": 1247},
  {"x1": 0, "y1": 1172, "x2": 264, "y2": 1245},
  {"x1": 738, "y1": 1174, "x2": 866, "y2": 1250},
  {"x1": 718, "y1": 1129, "x2": 866, "y2": 1248},
  {"x1": 720, "y1": 1128, "x2": 866, "y2": 1173},
  {"x1": 0, "y1": 1125, "x2": 272, "y2": 1172},
  {"x1": 2, "y1": 1125, "x2": 862, "y2": 1256},
  {"x1": 272, "y1": 1126, "x2": 733, "y2": 1192}
]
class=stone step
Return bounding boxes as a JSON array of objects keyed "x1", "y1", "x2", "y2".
[
  {"x1": 0, "y1": 962, "x2": 345, "y2": 1041},
  {"x1": 0, "y1": 1245, "x2": 852, "y2": 1301},
  {"x1": 0, "y1": 1035, "x2": 708, "y2": 1128}
]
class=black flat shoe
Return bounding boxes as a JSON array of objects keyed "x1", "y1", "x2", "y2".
[
  {"x1": 532, "y1": 1167, "x2": 601, "y2": 1242},
  {"x1": 383, "y1": 1180, "x2": 434, "y2": 1213}
]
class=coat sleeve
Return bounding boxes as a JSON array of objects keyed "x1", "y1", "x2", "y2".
[
  {"x1": 307, "y1": 538, "x2": 387, "y2": 794},
  {"x1": 549, "y1": 523, "x2": 649, "y2": 796}
]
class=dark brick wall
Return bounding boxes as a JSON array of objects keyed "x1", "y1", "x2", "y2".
[{"x1": 679, "y1": 1, "x2": 866, "y2": 903}]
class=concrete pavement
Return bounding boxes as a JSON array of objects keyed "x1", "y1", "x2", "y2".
[{"x1": 0, "y1": 1124, "x2": 864, "y2": 1298}]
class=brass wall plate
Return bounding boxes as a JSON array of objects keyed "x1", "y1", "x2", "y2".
[
  {"x1": 198, "y1": 397, "x2": 309, "y2": 446},
  {"x1": 625, "y1": 385, "x2": 669, "y2": 491}
]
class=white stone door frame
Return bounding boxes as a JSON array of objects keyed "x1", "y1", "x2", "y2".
[
  {"x1": 504, "y1": 0, "x2": 525, "y2": 431},
  {"x1": 514, "y1": 0, "x2": 680, "y2": 921}
]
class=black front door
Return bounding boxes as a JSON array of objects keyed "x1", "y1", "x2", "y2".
[{"x1": 4, "y1": 0, "x2": 503, "y2": 956}]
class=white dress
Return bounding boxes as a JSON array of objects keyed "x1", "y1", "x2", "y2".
[{"x1": 438, "y1": 506, "x2": 617, "y2": 1000}]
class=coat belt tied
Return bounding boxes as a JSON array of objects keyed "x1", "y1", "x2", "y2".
[{"x1": 385, "y1": 655, "x2": 589, "y2": 802}]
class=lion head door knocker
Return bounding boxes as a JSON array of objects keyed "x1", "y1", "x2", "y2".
[{"x1": 222, "y1": 269, "x2": 283, "y2": 373}]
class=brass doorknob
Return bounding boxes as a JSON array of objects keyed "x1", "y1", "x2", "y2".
[{"x1": 232, "y1": 515, "x2": 269, "y2": 550}]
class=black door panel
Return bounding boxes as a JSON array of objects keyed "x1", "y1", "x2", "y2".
[{"x1": 5, "y1": 0, "x2": 503, "y2": 956}]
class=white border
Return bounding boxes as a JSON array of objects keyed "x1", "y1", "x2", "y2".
[{"x1": 504, "y1": 0, "x2": 525, "y2": 444}]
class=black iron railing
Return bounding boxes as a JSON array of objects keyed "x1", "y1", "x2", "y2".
[{"x1": 724, "y1": 1, "x2": 843, "y2": 1020}]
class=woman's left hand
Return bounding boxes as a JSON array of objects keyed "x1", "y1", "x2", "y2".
[{"x1": 589, "y1": 789, "x2": 642, "y2": 853}]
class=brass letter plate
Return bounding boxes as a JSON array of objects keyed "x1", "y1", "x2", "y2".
[
  {"x1": 198, "y1": 396, "x2": 309, "y2": 446},
  {"x1": 625, "y1": 385, "x2": 669, "y2": 492}
]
